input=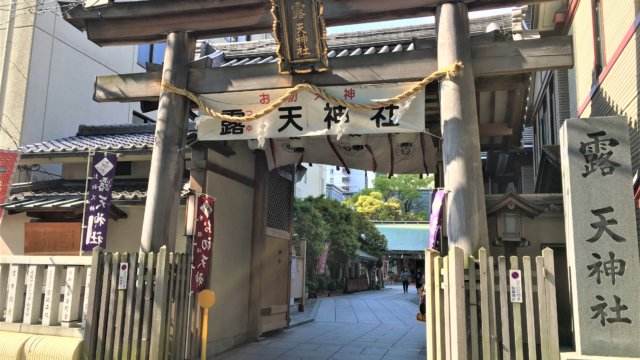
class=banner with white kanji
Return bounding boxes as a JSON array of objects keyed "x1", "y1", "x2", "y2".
[
  {"x1": 191, "y1": 194, "x2": 215, "y2": 292},
  {"x1": 82, "y1": 152, "x2": 117, "y2": 252},
  {"x1": 195, "y1": 83, "x2": 425, "y2": 141}
]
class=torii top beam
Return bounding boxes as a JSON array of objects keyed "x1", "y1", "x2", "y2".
[{"x1": 61, "y1": 0, "x2": 558, "y2": 46}]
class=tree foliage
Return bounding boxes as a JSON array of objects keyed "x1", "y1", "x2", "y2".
[
  {"x1": 351, "y1": 191, "x2": 402, "y2": 221},
  {"x1": 372, "y1": 174, "x2": 434, "y2": 214},
  {"x1": 354, "y1": 212, "x2": 388, "y2": 260},
  {"x1": 293, "y1": 196, "x2": 388, "y2": 292},
  {"x1": 345, "y1": 174, "x2": 434, "y2": 221}
]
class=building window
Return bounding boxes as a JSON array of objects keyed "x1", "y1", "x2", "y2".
[
  {"x1": 137, "y1": 43, "x2": 167, "y2": 68},
  {"x1": 115, "y1": 161, "x2": 132, "y2": 176},
  {"x1": 592, "y1": 0, "x2": 605, "y2": 77}
]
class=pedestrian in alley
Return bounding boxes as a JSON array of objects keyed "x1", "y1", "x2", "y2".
[
  {"x1": 415, "y1": 270, "x2": 423, "y2": 294},
  {"x1": 400, "y1": 268, "x2": 410, "y2": 293}
]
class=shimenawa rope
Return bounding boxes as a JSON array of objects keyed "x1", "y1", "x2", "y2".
[{"x1": 160, "y1": 61, "x2": 463, "y2": 123}]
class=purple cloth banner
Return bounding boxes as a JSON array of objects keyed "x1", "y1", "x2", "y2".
[
  {"x1": 82, "y1": 153, "x2": 117, "y2": 252},
  {"x1": 428, "y1": 190, "x2": 446, "y2": 249}
]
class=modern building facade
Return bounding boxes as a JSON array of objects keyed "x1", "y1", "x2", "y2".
[{"x1": 0, "y1": 1, "x2": 141, "y2": 151}]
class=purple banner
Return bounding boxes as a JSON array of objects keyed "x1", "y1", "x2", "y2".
[
  {"x1": 82, "y1": 153, "x2": 117, "y2": 252},
  {"x1": 428, "y1": 190, "x2": 446, "y2": 249},
  {"x1": 191, "y1": 194, "x2": 214, "y2": 292}
]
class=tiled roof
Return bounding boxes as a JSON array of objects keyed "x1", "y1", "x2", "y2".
[
  {"x1": 6, "y1": 179, "x2": 148, "y2": 203},
  {"x1": 357, "y1": 249, "x2": 378, "y2": 262},
  {"x1": 19, "y1": 123, "x2": 197, "y2": 156},
  {"x1": 542, "y1": 145, "x2": 561, "y2": 166},
  {"x1": 207, "y1": 14, "x2": 513, "y2": 66}
]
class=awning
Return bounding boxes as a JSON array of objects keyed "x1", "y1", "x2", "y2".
[
  {"x1": 375, "y1": 222, "x2": 430, "y2": 251},
  {"x1": 357, "y1": 249, "x2": 379, "y2": 262},
  {"x1": 2, "y1": 197, "x2": 127, "y2": 220},
  {"x1": 0, "y1": 179, "x2": 152, "y2": 220}
]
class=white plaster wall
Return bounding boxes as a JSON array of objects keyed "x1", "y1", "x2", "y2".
[
  {"x1": 0, "y1": 212, "x2": 29, "y2": 255},
  {"x1": 0, "y1": 204, "x2": 186, "y2": 255},
  {"x1": 106, "y1": 205, "x2": 187, "y2": 254},
  {"x1": 205, "y1": 143, "x2": 256, "y2": 355}
]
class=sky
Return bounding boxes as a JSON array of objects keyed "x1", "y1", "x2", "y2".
[{"x1": 327, "y1": 7, "x2": 514, "y2": 34}]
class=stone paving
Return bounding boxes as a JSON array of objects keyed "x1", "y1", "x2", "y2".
[{"x1": 216, "y1": 284, "x2": 425, "y2": 360}]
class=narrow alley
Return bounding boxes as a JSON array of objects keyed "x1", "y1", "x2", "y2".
[{"x1": 217, "y1": 284, "x2": 425, "y2": 360}]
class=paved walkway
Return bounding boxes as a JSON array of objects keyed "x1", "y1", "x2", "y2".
[{"x1": 217, "y1": 284, "x2": 425, "y2": 360}]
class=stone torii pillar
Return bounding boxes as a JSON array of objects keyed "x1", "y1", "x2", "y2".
[
  {"x1": 436, "y1": 2, "x2": 489, "y2": 257},
  {"x1": 140, "y1": 32, "x2": 196, "y2": 252}
]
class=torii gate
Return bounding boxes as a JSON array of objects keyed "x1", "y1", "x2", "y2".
[{"x1": 60, "y1": 0, "x2": 570, "y2": 258}]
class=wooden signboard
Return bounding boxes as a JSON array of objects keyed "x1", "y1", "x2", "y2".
[
  {"x1": 25, "y1": 222, "x2": 81, "y2": 255},
  {"x1": 271, "y1": 0, "x2": 329, "y2": 74}
]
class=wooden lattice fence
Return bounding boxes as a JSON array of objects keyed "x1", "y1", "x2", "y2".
[
  {"x1": 84, "y1": 246, "x2": 196, "y2": 360},
  {"x1": 424, "y1": 247, "x2": 560, "y2": 360}
]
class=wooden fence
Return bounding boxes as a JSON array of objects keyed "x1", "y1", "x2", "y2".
[
  {"x1": 0, "y1": 247, "x2": 198, "y2": 360},
  {"x1": 84, "y1": 246, "x2": 196, "y2": 360},
  {"x1": 425, "y1": 247, "x2": 559, "y2": 360}
]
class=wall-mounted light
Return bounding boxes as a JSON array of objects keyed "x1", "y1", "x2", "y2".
[{"x1": 184, "y1": 192, "x2": 197, "y2": 237}]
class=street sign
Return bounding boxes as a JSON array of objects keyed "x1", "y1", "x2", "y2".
[
  {"x1": 118, "y1": 263, "x2": 128, "y2": 290},
  {"x1": 509, "y1": 270, "x2": 522, "y2": 303}
]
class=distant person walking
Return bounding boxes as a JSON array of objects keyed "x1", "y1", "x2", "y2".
[
  {"x1": 400, "y1": 269, "x2": 410, "y2": 294},
  {"x1": 415, "y1": 270, "x2": 423, "y2": 293}
]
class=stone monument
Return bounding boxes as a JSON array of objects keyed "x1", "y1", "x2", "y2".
[{"x1": 560, "y1": 116, "x2": 640, "y2": 357}]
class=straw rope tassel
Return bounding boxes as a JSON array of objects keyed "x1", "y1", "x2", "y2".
[{"x1": 161, "y1": 61, "x2": 463, "y2": 123}]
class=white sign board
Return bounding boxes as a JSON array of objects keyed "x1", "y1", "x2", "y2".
[
  {"x1": 196, "y1": 83, "x2": 425, "y2": 141},
  {"x1": 509, "y1": 270, "x2": 522, "y2": 303},
  {"x1": 118, "y1": 263, "x2": 128, "y2": 290}
]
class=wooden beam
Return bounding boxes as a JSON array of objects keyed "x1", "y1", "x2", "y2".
[
  {"x1": 475, "y1": 74, "x2": 527, "y2": 92},
  {"x1": 479, "y1": 123, "x2": 513, "y2": 137},
  {"x1": 62, "y1": 0, "x2": 559, "y2": 46},
  {"x1": 95, "y1": 36, "x2": 572, "y2": 103}
]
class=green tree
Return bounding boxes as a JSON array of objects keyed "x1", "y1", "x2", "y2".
[
  {"x1": 354, "y1": 212, "x2": 388, "y2": 260},
  {"x1": 293, "y1": 198, "x2": 331, "y2": 274},
  {"x1": 351, "y1": 191, "x2": 403, "y2": 221},
  {"x1": 293, "y1": 196, "x2": 388, "y2": 290},
  {"x1": 372, "y1": 174, "x2": 434, "y2": 214}
]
